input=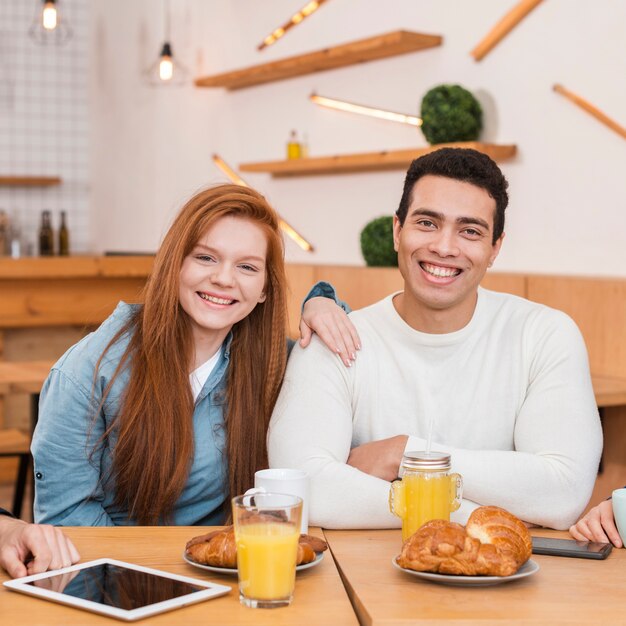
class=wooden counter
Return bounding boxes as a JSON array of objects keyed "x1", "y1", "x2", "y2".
[{"x1": 0, "y1": 256, "x2": 153, "y2": 328}]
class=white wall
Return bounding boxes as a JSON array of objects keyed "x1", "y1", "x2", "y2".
[{"x1": 91, "y1": 0, "x2": 626, "y2": 277}]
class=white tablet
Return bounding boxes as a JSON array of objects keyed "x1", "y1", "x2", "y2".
[{"x1": 3, "y1": 558, "x2": 231, "y2": 621}]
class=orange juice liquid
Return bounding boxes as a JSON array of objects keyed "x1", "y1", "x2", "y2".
[
  {"x1": 236, "y1": 522, "x2": 299, "y2": 600},
  {"x1": 396, "y1": 473, "x2": 452, "y2": 541}
]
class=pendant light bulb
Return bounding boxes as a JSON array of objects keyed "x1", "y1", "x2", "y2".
[
  {"x1": 42, "y1": 1, "x2": 57, "y2": 30},
  {"x1": 146, "y1": 1, "x2": 188, "y2": 86},
  {"x1": 29, "y1": 0, "x2": 72, "y2": 45},
  {"x1": 158, "y1": 43, "x2": 174, "y2": 81}
]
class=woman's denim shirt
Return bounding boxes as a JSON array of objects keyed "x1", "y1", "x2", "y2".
[{"x1": 32, "y1": 302, "x2": 229, "y2": 526}]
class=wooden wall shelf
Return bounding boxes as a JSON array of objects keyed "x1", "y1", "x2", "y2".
[
  {"x1": 239, "y1": 142, "x2": 517, "y2": 177},
  {"x1": 0, "y1": 176, "x2": 61, "y2": 187},
  {"x1": 195, "y1": 30, "x2": 442, "y2": 90}
]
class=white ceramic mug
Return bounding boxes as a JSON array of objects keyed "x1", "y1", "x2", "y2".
[
  {"x1": 245, "y1": 469, "x2": 309, "y2": 533},
  {"x1": 612, "y1": 488, "x2": 626, "y2": 545}
]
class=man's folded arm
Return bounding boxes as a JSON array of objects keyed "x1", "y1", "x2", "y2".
[
  {"x1": 268, "y1": 339, "x2": 398, "y2": 529},
  {"x1": 403, "y1": 314, "x2": 602, "y2": 529}
]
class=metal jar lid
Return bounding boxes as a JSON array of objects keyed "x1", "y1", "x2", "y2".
[{"x1": 401, "y1": 451, "x2": 451, "y2": 471}]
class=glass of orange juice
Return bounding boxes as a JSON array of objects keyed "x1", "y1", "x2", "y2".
[
  {"x1": 232, "y1": 492, "x2": 302, "y2": 608},
  {"x1": 389, "y1": 451, "x2": 463, "y2": 542}
]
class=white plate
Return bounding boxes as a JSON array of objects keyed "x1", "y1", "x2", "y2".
[
  {"x1": 183, "y1": 551, "x2": 324, "y2": 576},
  {"x1": 392, "y1": 557, "x2": 539, "y2": 587}
]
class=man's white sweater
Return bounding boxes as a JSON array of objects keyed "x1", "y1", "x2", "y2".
[{"x1": 269, "y1": 288, "x2": 602, "y2": 530}]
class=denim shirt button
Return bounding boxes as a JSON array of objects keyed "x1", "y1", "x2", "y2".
[{"x1": 35, "y1": 471, "x2": 43, "y2": 480}]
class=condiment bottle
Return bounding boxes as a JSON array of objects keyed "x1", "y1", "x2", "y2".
[
  {"x1": 0, "y1": 210, "x2": 8, "y2": 255},
  {"x1": 58, "y1": 210, "x2": 69, "y2": 255},
  {"x1": 39, "y1": 210, "x2": 54, "y2": 256},
  {"x1": 286, "y1": 130, "x2": 302, "y2": 159}
]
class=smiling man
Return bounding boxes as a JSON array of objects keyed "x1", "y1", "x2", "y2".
[{"x1": 268, "y1": 148, "x2": 602, "y2": 530}]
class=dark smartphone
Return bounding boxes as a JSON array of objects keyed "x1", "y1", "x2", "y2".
[{"x1": 531, "y1": 536, "x2": 612, "y2": 559}]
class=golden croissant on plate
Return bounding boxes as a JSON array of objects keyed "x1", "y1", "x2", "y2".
[
  {"x1": 186, "y1": 527, "x2": 238, "y2": 569},
  {"x1": 185, "y1": 525, "x2": 328, "y2": 568},
  {"x1": 397, "y1": 505, "x2": 532, "y2": 577}
]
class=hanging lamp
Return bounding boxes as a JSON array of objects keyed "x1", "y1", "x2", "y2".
[
  {"x1": 146, "y1": 0, "x2": 188, "y2": 86},
  {"x1": 29, "y1": 0, "x2": 72, "y2": 45}
]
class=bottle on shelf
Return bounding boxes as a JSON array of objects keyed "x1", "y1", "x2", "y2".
[
  {"x1": 9, "y1": 215, "x2": 22, "y2": 258},
  {"x1": 301, "y1": 132, "x2": 310, "y2": 158},
  {"x1": 0, "y1": 210, "x2": 8, "y2": 255},
  {"x1": 39, "y1": 210, "x2": 54, "y2": 256},
  {"x1": 58, "y1": 210, "x2": 69, "y2": 256},
  {"x1": 286, "y1": 129, "x2": 302, "y2": 160}
]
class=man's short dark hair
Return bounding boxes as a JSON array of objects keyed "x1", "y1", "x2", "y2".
[{"x1": 395, "y1": 148, "x2": 509, "y2": 243}]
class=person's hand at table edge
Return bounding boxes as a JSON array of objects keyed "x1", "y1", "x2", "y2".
[
  {"x1": 569, "y1": 499, "x2": 623, "y2": 548},
  {"x1": 0, "y1": 515, "x2": 80, "y2": 578}
]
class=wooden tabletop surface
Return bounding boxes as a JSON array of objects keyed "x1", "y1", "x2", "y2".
[
  {"x1": 323, "y1": 527, "x2": 626, "y2": 626},
  {"x1": 2, "y1": 525, "x2": 626, "y2": 625},
  {"x1": 0, "y1": 526, "x2": 358, "y2": 626}
]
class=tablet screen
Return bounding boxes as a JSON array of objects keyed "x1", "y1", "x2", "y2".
[{"x1": 25, "y1": 563, "x2": 205, "y2": 610}]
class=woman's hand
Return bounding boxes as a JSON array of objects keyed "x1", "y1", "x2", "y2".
[
  {"x1": 569, "y1": 499, "x2": 622, "y2": 547},
  {"x1": 300, "y1": 297, "x2": 361, "y2": 367},
  {"x1": 0, "y1": 517, "x2": 80, "y2": 578}
]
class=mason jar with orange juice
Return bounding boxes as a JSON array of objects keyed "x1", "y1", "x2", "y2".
[{"x1": 389, "y1": 451, "x2": 463, "y2": 542}]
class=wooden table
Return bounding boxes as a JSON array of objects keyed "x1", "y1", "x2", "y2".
[
  {"x1": 0, "y1": 526, "x2": 358, "y2": 626},
  {"x1": 324, "y1": 528, "x2": 626, "y2": 626}
]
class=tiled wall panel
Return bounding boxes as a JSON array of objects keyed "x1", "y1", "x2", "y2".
[{"x1": 0, "y1": 0, "x2": 90, "y2": 254}]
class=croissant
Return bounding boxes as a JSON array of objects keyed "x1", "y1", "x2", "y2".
[
  {"x1": 397, "y1": 506, "x2": 532, "y2": 577},
  {"x1": 185, "y1": 526, "x2": 328, "y2": 568},
  {"x1": 186, "y1": 527, "x2": 238, "y2": 568}
]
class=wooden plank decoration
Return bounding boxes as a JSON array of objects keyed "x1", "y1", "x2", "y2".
[
  {"x1": 0, "y1": 176, "x2": 61, "y2": 187},
  {"x1": 471, "y1": 0, "x2": 544, "y2": 61},
  {"x1": 195, "y1": 31, "x2": 442, "y2": 90},
  {"x1": 239, "y1": 142, "x2": 517, "y2": 177},
  {"x1": 553, "y1": 84, "x2": 626, "y2": 141},
  {"x1": 212, "y1": 154, "x2": 315, "y2": 251},
  {"x1": 258, "y1": 0, "x2": 331, "y2": 51}
]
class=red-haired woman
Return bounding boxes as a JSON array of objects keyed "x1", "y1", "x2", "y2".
[{"x1": 32, "y1": 184, "x2": 357, "y2": 527}]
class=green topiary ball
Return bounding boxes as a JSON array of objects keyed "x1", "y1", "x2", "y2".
[
  {"x1": 360, "y1": 216, "x2": 398, "y2": 267},
  {"x1": 420, "y1": 84, "x2": 483, "y2": 145}
]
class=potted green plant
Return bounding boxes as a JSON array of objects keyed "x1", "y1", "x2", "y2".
[
  {"x1": 420, "y1": 84, "x2": 483, "y2": 145},
  {"x1": 360, "y1": 216, "x2": 397, "y2": 267}
]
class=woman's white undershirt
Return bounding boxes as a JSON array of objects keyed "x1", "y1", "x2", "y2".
[{"x1": 189, "y1": 350, "x2": 221, "y2": 401}]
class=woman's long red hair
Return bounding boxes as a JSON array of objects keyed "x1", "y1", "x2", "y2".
[{"x1": 98, "y1": 185, "x2": 287, "y2": 524}]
